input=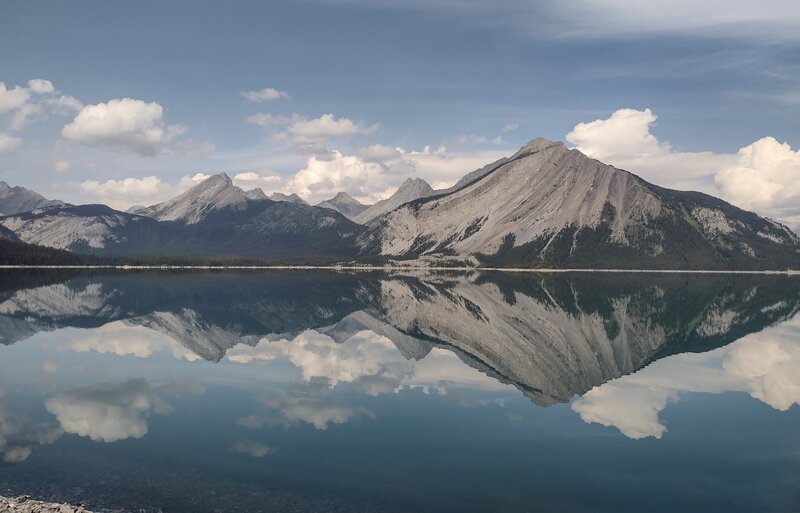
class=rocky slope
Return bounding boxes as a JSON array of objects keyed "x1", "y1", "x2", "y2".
[
  {"x1": 0, "y1": 181, "x2": 63, "y2": 216},
  {"x1": 317, "y1": 192, "x2": 370, "y2": 220},
  {"x1": 354, "y1": 178, "x2": 435, "y2": 225},
  {"x1": 359, "y1": 138, "x2": 800, "y2": 269}
]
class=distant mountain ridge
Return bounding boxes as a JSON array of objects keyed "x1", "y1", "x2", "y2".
[
  {"x1": 268, "y1": 192, "x2": 308, "y2": 205},
  {"x1": 0, "y1": 174, "x2": 365, "y2": 259},
  {"x1": 0, "y1": 181, "x2": 64, "y2": 216},
  {"x1": 316, "y1": 192, "x2": 370, "y2": 220}
]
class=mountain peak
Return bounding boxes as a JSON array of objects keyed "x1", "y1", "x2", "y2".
[
  {"x1": 0, "y1": 181, "x2": 63, "y2": 216},
  {"x1": 244, "y1": 188, "x2": 267, "y2": 200},
  {"x1": 200, "y1": 172, "x2": 233, "y2": 187},
  {"x1": 398, "y1": 177, "x2": 433, "y2": 194},
  {"x1": 516, "y1": 137, "x2": 565, "y2": 155},
  {"x1": 353, "y1": 178, "x2": 435, "y2": 224},
  {"x1": 316, "y1": 192, "x2": 369, "y2": 221},
  {"x1": 334, "y1": 191, "x2": 356, "y2": 201},
  {"x1": 138, "y1": 172, "x2": 247, "y2": 224}
]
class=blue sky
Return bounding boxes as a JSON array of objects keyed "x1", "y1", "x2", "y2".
[{"x1": 1, "y1": 0, "x2": 799, "y2": 226}]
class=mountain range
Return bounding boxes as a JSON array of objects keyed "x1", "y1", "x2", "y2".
[{"x1": 1, "y1": 138, "x2": 799, "y2": 269}]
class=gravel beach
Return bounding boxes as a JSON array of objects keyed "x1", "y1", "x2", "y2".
[{"x1": 0, "y1": 496, "x2": 91, "y2": 513}]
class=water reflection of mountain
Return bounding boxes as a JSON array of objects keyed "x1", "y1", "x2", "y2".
[{"x1": 0, "y1": 270, "x2": 798, "y2": 405}]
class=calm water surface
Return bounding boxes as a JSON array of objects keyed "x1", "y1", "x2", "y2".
[{"x1": 0, "y1": 270, "x2": 798, "y2": 512}]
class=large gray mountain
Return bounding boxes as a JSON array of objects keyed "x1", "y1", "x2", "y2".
[
  {"x1": 0, "y1": 181, "x2": 63, "y2": 216},
  {"x1": 359, "y1": 138, "x2": 800, "y2": 270},
  {"x1": 353, "y1": 178, "x2": 435, "y2": 225},
  {"x1": 316, "y1": 192, "x2": 370, "y2": 220}
]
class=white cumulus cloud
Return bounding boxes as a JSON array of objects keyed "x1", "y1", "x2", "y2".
[
  {"x1": 249, "y1": 112, "x2": 379, "y2": 146},
  {"x1": 72, "y1": 175, "x2": 177, "y2": 210},
  {"x1": 0, "y1": 79, "x2": 82, "y2": 132},
  {"x1": 565, "y1": 108, "x2": 800, "y2": 230},
  {"x1": 0, "y1": 133, "x2": 22, "y2": 156},
  {"x1": 45, "y1": 379, "x2": 170, "y2": 443},
  {"x1": 62, "y1": 98, "x2": 186, "y2": 156},
  {"x1": 566, "y1": 108, "x2": 669, "y2": 158},
  {"x1": 0, "y1": 82, "x2": 32, "y2": 114},
  {"x1": 242, "y1": 87, "x2": 290, "y2": 102}
]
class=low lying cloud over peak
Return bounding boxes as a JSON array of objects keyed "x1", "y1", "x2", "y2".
[{"x1": 566, "y1": 108, "x2": 669, "y2": 158}]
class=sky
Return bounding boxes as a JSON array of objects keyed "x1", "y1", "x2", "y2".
[{"x1": 1, "y1": 0, "x2": 799, "y2": 227}]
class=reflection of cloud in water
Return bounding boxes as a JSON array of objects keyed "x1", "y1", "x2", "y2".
[
  {"x1": 45, "y1": 379, "x2": 172, "y2": 443},
  {"x1": 231, "y1": 441, "x2": 277, "y2": 458},
  {"x1": 238, "y1": 384, "x2": 373, "y2": 431},
  {"x1": 0, "y1": 387, "x2": 62, "y2": 463},
  {"x1": 44, "y1": 321, "x2": 200, "y2": 361},
  {"x1": 227, "y1": 329, "x2": 512, "y2": 396},
  {"x1": 573, "y1": 316, "x2": 800, "y2": 439}
]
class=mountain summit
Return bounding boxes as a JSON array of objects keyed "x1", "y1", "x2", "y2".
[
  {"x1": 317, "y1": 192, "x2": 369, "y2": 220},
  {"x1": 138, "y1": 173, "x2": 249, "y2": 224},
  {"x1": 354, "y1": 178, "x2": 435, "y2": 224},
  {"x1": 0, "y1": 181, "x2": 64, "y2": 216}
]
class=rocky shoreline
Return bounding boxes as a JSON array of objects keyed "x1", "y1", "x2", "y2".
[{"x1": 0, "y1": 496, "x2": 91, "y2": 513}]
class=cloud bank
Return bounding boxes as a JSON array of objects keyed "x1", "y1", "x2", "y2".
[{"x1": 566, "y1": 108, "x2": 800, "y2": 230}]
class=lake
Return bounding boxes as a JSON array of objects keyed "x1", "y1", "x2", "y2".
[{"x1": 0, "y1": 270, "x2": 798, "y2": 513}]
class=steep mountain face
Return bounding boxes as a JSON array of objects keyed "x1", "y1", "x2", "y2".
[
  {"x1": 138, "y1": 173, "x2": 248, "y2": 224},
  {"x1": 0, "y1": 175, "x2": 367, "y2": 259},
  {"x1": 359, "y1": 138, "x2": 800, "y2": 269},
  {"x1": 354, "y1": 178, "x2": 435, "y2": 225},
  {"x1": 316, "y1": 192, "x2": 370, "y2": 221},
  {"x1": 0, "y1": 181, "x2": 64, "y2": 216},
  {"x1": 269, "y1": 192, "x2": 308, "y2": 205}
]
